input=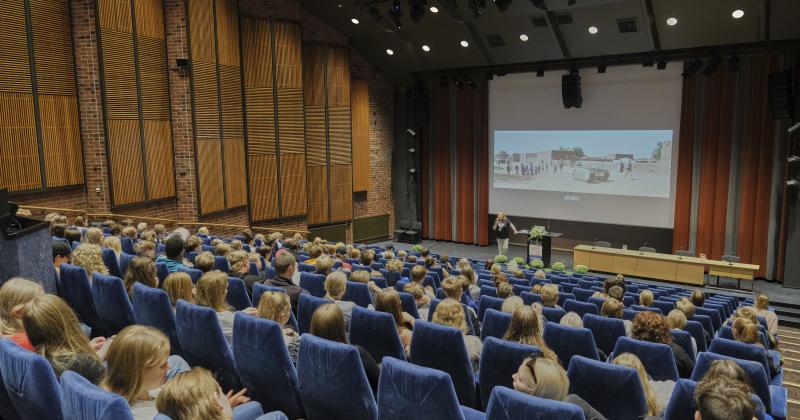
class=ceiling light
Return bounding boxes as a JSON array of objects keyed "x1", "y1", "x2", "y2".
[
  {"x1": 430, "y1": 6, "x2": 439, "y2": 13},
  {"x1": 454, "y1": 78, "x2": 464, "y2": 89},
  {"x1": 588, "y1": 26, "x2": 598, "y2": 34},
  {"x1": 666, "y1": 17, "x2": 677, "y2": 26},
  {"x1": 788, "y1": 156, "x2": 800, "y2": 164},
  {"x1": 732, "y1": 9, "x2": 744, "y2": 19},
  {"x1": 386, "y1": 49, "x2": 394, "y2": 55},
  {"x1": 422, "y1": 45, "x2": 431, "y2": 52},
  {"x1": 351, "y1": 18, "x2": 360, "y2": 24},
  {"x1": 460, "y1": 40, "x2": 469, "y2": 47},
  {"x1": 520, "y1": 34, "x2": 529, "y2": 41}
]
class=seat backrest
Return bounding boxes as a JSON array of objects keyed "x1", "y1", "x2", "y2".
[
  {"x1": 583, "y1": 314, "x2": 626, "y2": 356},
  {"x1": 567, "y1": 355, "x2": 647, "y2": 420},
  {"x1": 299, "y1": 272, "x2": 326, "y2": 298},
  {"x1": 343, "y1": 281, "x2": 374, "y2": 308},
  {"x1": 520, "y1": 291, "x2": 541, "y2": 305},
  {"x1": 214, "y1": 256, "x2": 230, "y2": 272},
  {"x1": 377, "y1": 357, "x2": 464, "y2": 420},
  {"x1": 101, "y1": 248, "x2": 122, "y2": 278},
  {"x1": 542, "y1": 322, "x2": 599, "y2": 366},
  {"x1": 541, "y1": 306, "x2": 566, "y2": 323},
  {"x1": 91, "y1": 273, "x2": 135, "y2": 336},
  {"x1": 571, "y1": 288, "x2": 593, "y2": 302},
  {"x1": 630, "y1": 304, "x2": 663, "y2": 315},
  {"x1": 586, "y1": 297, "x2": 606, "y2": 312},
  {"x1": 652, "y1": 300, "x2": 675, "y2": 314},
  {"x1": 486, "y1": 386, "x2": 586, "y2": 420},
  {"x1": 694, "y1": 307, "x2": 722, "y2": 331},
  {"x1": 57, "y1": 264, "x2": 105, "y2": 337},
  {"x1": 478, "y1": 338, "x2": 539, "y2": 409},
  {"x1": 226, "y1": 277, "x2": 252, "y2": 311},
  {"x1": 557, "y1": 292, "x2": 576, "y2": 307},
  {"x1": 692, "y1": 314, "x2": 714, "y2": 336},
  {"x1": 131, "y1": 283, "x2": 182, "y2": 355},
  {"x1": 478, "y1": 295, "x2": 505, "y2": 320},
  {"x1": 0, "y1": 339, "x2": 63, "y2": 420},
  {"x1": 563, "y1": 299, "x2": 599, "y2": 318},
  {"x1": 59, "y1": 370, "x2": 133, "y2": 420},
  {"x1": 685, "y1": 320, "x2": 707, "y2": 353},
  {"x1": 349, "y1": 306, "x2": 406, "y2": 362},
  {"x1": 176, "y1": 266, "x2": 202, "y2": 284},
  {"x1": 120, "y1": 237, "x2": 136, "y2": 255},
  {"x1": 671, "y1": 329, "x2": 696, "y2": 362},
  {"x1": 397, "y1": 292, "x2": 420, "y2": 319},
  {"x1": 174, "y1": 300, "x2": 239, "y2": 390},
  {"x1": 231, "y1": 314, "x2": 304, "y2": 419},
  {"x1": 481, "y1": 285, "x2": 498, "y2": 298},
  {"x1": 481, "y1": 309, "x2": 513, "y2": 341},
  {"x1": 118, "y1": 252, "x2": 134, "y2": 278},
  {"x1": 297, "y1": 293, "x2": 331, "y2": 334},
  {"x1": 663, "y1": 378, "x2": 696, "y2": 420},
  {"x1": 409, "y1": 320, "x2": 476, "y2": 408},
  {"x1": 296, "y1": 334, "x2": 377, "y2": 420},
  {"x1": 708, "y1": 338, "x2": 771, "y2": 381},
  {"x1": 691, "y1": 352, "x2": 771, "y2": 413},
  {"x1": 155, "y1": 262, "x2": 170, "y2": 286},
  {"x1": 718, "y1": 325, "x2": 769, "y2": 350},
  {"x1": 610, "y1": 336, "x2": 679, "y2": 381}
]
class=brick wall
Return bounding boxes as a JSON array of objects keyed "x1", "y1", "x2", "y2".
[{"x1": 12, "y1": 0, "x2": 394, "y2": 242}]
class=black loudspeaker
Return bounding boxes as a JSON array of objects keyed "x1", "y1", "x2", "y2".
[
  {"x1": 562, "y1": 73, "x2": 582, "y2": 109},
  {"x1": 176, "y1": 58, "x2": 191, "y2": 71},
  {"x1": 768, "y1": 71, "x2": 794, "y2": 120}
]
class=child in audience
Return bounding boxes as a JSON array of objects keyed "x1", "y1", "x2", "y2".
[
  {"x1": 0, "y1": 277, "x2": 45, "y2": 351},
  {"x1": 749, "y1": 292, "x2": 778, "y2": 337},
  {"x1": 639, "y1": 289, "x2": 654, "y2": 307},
  {"x1": 215, "y1": 243, "x2": 232, "y2": 258},
  {"x1": 349, "y1": 269, "x2": 384, "y2": 299},
  {"x1": 163, "y1": 272, "x2": 195, "y2": 308},
  {"x1": 631, "y1": 311, "x2": 694, "y2": 378},
  {"x1": 403, "y1": 282, "x2": 431, "y2": 320},
  {"x1": 72, "y1": 243, "x2": 109, "y2": 282},
  {"x1": 442, "y1": 277, "x2": 481, "y2": 336},
  {"x1": 410, "y1": 265, "x2": 434, "y2": 297},
  {"x1": 541, "y1": 284, "x2": 560, "y2": 308},
  {"x1": 324, "y1": 271, "x2": 357, "y2": 329},
  {"x1": 690, "y1": 289, "x2": 705, "y2": 307},
  {"x1": 439, "y1": 254, "x2": 453, "y2": 271},
  {"x1": 196, "y1": 270, "x2": 252, "y2": 344},
  {"x1": 315, "y1": 256, "x2": 334, "y2": 276},
  {"x1": 503, "y1": 306, "x2": 556, "y2": 362},
  {"x1": 136, "y1": 241, "x2": 156, "y2": 259},
  {"x1": 156, "y1": 367, "x2": 253, "y2": 420},
  {"x1": 501, "y1": 296, "x2": 524, "y2": 314},
  {"x1": 229, "y1": 240, "x2": 243, "y2": 251},
  {"x1": 611, "y1": 353, "x2": 670, "y2": 416},
  {"x1": 104, "y1": 236, "x2": 122, "y2": 262},
  {"x1": 194, "y1": 251, "x2": 216, "y2": 273},
  {"x1": 84, "y1": 227, "x2": 104, "y2": 246},
  {"x1": 359, "y1": 249, "x2": 376, "y2": 267},
  {"x1": 23, "y1": 294, "x2": 108, "y2": 384},
  {"x1": 375, "y1": 290, "x2": 414, "y2": 355},
  {"x1": 257, "y1": 291, "x2": 300, "y2": 363},
  {"x1": 533, "y1": 270, "x2": 547, "y2": 281},
  {"x1": 731, "y1": 317, "x2": 780, "y2": 375},
  {"x1": 310, "y1": 304, "x2": 380, "y2": 394},
  {"x1": 559, "y1": 312, "x2": 584, "y2": 328},
  {"x1": 667, "y1": 309, "x2": 697, "y2": 356},
  {"x1": 432, "y1": 298, "x2": 483, "y2": 373},
  {"x1": 497, "y1": 282, "x2": 513, "y2": 299},
  {"x1": 601, "y1": 298, "x2": 632, "y2": 336},
  {"x1": 123, "y1": 256, "x2": 158, "y2": 297},
  {"x1": 304, "y1": 246, "x2": 323, "y2": 265}
]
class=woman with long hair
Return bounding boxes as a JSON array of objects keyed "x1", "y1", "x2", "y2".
[
  {"x1": 0, "y1": 277, "x2": 45, "y2": 351},
  {"x1": 195, "y1": 270, "x2": 240, "y2": 344},
  {"x1": 432, "y1": 298, "x2": 483, "y2": 373},
  {"x1": 162, "y1": 272, "x2": 195, "y2": 308},
  {"x1": 257, "y1": 291, "x2": 300, "y2": 363},
  {"x1": 492, "y1": 212, "x2": 518, "y2": 256},
  {"x1": 72, "y1": 243, "x2": 109, "y2": 282},
  {"x1": 123, "y1": 256, "x2": 158, "y2": 297},
  {"x1": 374, "y1": 290, "x2": 414, "y2": 355},
  {"x1": 156, "y1": 367, "x2": 252, "y2": 420},
  {"x1": 611, "y1": 353, "x2": 666, "y2": 416},
  {"x1": 503, "y1": 306, "x2": 557, "y2": 362}
]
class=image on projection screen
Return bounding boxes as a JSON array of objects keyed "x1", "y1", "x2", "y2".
[{"x1": 493, "y1": 130, "x2": 673, "y2": 198}]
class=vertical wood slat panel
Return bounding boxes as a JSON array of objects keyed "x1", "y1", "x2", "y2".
[
  {"x1": 30, "y1": 0, "x2": 76, "y2": 96},
  {"x1": 0, "y1": 93, "x2": 41, "y2": 191},
  {"x1": 0, "y1": 0, "x2": 32, "y2": 94},
  {"x1": 192, "y1": 60, "x2": 220, "y2": 139},
  {"x1": 304, "y1": 106, "x2": 326, "y2": 166},
  {"x1": 224, "y1": 137, "x2": 247, "y2": 207},
  {"x1": 245, "y1": 87, "x2": 275, "y2": 154},
  {"x1": 197, "y1": 138, "x2": 225, "y2": 213},
  {"x1": 351, "y1": 80, "x2": 369, "y2": 191},
  {"x1": 303, "y1": 46, "x2": 326, "y2": 106},
  {"x1": 303, "y1": 45, "x2": 328, "y2": 222},
  {"x1": 248, "y1": 155, "x2": 279, "y2": 220},
  {"x1": 188, "y1": 0, "x2": 215, "y2": 63},
  {"x1": 135, "y1": 0, "x2": 165, "y2": 40},
  {"x1": 138, "y1": 36, "x2": 170, "y2": 119},
  {"x1": 281, "y1": 153, "x2": 307, "y2": 217},
  {"x1": 306, "y1": 165, "x2": 328, "y2": 225},
  {"x1": 214, "y1": 0, "x2": 239, "y2": 67},
  {"x1": 143, "y1": 120, "x2": 175, "y2": 199},
  {"x1": 328, "y1": 106, "x2": 351, "y2": 164},
  {"x1": 277, "y1": 89, "x2": 305, "y2": 153},
  {"x1": 108, "y1": 119, "x2": 146, "y2": 205},
  {"x1": 274, "y1": 22, "x2": 302, "y2": 89},
  {"x1": 98, "y1": 0, "x2": 132, "y2": 32},
  {"x1": 325, "y1": 48, "x2": 350, "y2": 107},
  {"x1": 40, "y1": 95, "x2": 83, "y2": 187},
  {"x1": 220, "y1": 65, "x2": 243, "y2": 138},
  {"x1": 101, "y1": 29, "x2": 139, "y2": 119},
  {"x1": 330, "y1": 164, "x2": 353, "y2": 222},
  {"x1": 241, "y1": 18, "x2": 273, "y2": 88}
]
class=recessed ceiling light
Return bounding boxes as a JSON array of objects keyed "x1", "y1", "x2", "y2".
[
  {"x1": 386, "y1": 49, "x2": 394, "y2": 55},
  {"x1": 337, "y1": 4, "x2": 342, "y2": 7},
  {"x1": 666, "y1": 17, "x2": 677, "y2": 26},
  {"x1": 588, "y1": 26, "x2": 598, "y2": 34},
  {"x1": 732, "y1": 9, "x2": 744, "y2": 19},
  {"x1": 460, "y1": 40, "x2": 469, "y2": 47},
  {"x1": 430, "y1": 6, "x2": 439, "y2": 13},
  {"x1": 520, "y1": 34, "x2": 529, "y2": 41},
  {"x1": 422, "y1": 45, "x2": 431, "y2": 52},
  {"x1": 351, "y1": 18, "x2": 359, "y2": 24}
]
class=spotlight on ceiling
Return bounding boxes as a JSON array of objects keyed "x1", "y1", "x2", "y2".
[
  {"x1": 351, "y1": 18, "x2": 360, "y2": 24},
  {"x1": 385, "y1": 49, "x2": 394, "y2": 56},
  {"x1": 368, "y1": 7, "x2": 382, "y2": 22},
  {"x1": 410, "y1": 0, "x2": 426, "y2": 23},
  {"x1": 787, "y1": 179, "x2": 799, "y2": 187},
  {"x1": 788, "y1": 155, "x2": 800, "y2": 164},
  {"x1": 421, "y1": 44, "x2": 430, "y2": 52},
  {"x1": 587, "y1": 26, "x2": 598, "y2": 34},
  {"x1": 702, "y1": 57, "x2": 722, "y2": 77},
  {"x1": 495, "y1": 0, "x2": 512, "y2": 12},
  {"x1": 406, "y1": 128, "x2": 417, "y2": 136},
  {"x1": 530, "y1": 0, "x2": 547, "y2": 11},
  {"x1": 467, "y1": 78, "x2": 477, "y2": 89},
  {"x1": 454, "y1": 78, "x2": 464, "y2": 89},
  {"x1": 520, "y1": 34, "x2": 529, "y2": 41},
  {"x1": 536, "y1": 68, "x2": 545, "y2": 77},
  {"x1": 657, "y1": 60, "x2": 667, "y2": 70},
  {"x1": 729, "y1": 56, "x2": 740, "y2": 72},
  {"x1": 682, "y1": 60, "x2": 702, "y2": 78},
  {"x1": 732, "y1": 9, "x2": 744, "y2": 19},
  {"x1": 597, "y1": 63, "x2": 606, "y2": 74},
  {"x1": 666, "y1": 17, "x2": 678, "y2": 26},
  {"x1": 460, "y1": 40, "x2": 470, "y2": 47},
  {"x1": 388, "y1": 0, "x2": 402, "y2": 29},
  {"x1": 429, "y1": 6, "x2": 439, "y2": 13}
]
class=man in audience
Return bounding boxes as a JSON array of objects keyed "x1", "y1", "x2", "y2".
[
  {"x1": 52, "y1": 241, "x2": 72, "y2": 279},
  {"x1": 265, "y1": 251, "x2": 307, "y2": 311},
  {"x1": 156, "y1": 235, "x2": 186, "y2": 273},
  {"x1": 334, "y1": 246, "x2": 352, "y2": 270}
]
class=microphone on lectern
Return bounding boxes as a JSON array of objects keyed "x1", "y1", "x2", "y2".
[{"x1": 640, "y1": 241, "x2": 648, "y2": 254}]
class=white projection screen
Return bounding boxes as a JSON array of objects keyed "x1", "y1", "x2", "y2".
[{"x1": 489, "y1": 64, "x2": 683, "y2": 228}]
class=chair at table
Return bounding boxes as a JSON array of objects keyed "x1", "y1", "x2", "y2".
[{"x1": 478, "y1": 337, "x2": 538, "y2": 409}]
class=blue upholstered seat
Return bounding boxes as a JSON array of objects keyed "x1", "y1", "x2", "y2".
[
  {"x1": 343, "y1": 281, "x2": 374, "y2": 308},
  {"x1": 299, "y1": 272, "x2": 326, "y2": 298},
  {"x1": 59, "y1": 370, "x2": 132, "y2": 420},
  {"x1": 541, "y1": 306, "x2": 566, "y2": 323},
  {"x1": 118, "y1": 252, "x2": 134, "y2": 278},
  {"x1": 694, "y1": 307, "x2": 722, "y2": 332},
  {"x1": 478, "y1": 295, "x2": 505, "y2": 321},
  {"x1": 567, "y1": 355, "x2": 648, "y2": 420},
  {"x1": 398, "y1": 292, "x2": 421, "y2": 319},
  {"x1": 685, "y1": 320, "x2": 708, "y2": 353},
  {"x1": 486, "y1": 386, "x2": 585, "y2": 420},
  {"x1": 663, "y1": 378, "x2": 769, "y2": 420},
  {"x1": 101, "y1": 247, "x2": 122, "y2": 278},
  {"x1": 563, "y1": 299, "x2": 599, "y2": 318},
  {"x1": 297, "y1": 293, "x2": 331, "y2": 335},
  {"x1": 91, "y1": 273, "x2": 135, "y2": 336},
  {"x1": 708, "y1": 337, "x2": 782, "y2": 385},
  {"x1": 57, "y1": 264, "x2": 106, "y2": 337},
  {"x1": 672, "y1": 329, "x2": 696, "y2": 362},
  {"x1": 652, "y1": 300, "x2": 676, "y2": 314},
  {"x1": 571, "y1": 287, "x2": 594, "y2": 302},
  {"x1": 520, "y1": 291, "x2": 541, "y2": 305},
  {"x1": 478, "y1": 337, "x2": 539, "y2": 409},
  {"x1": 543, "y1": 322, "x2": 599, "y2": 366},
  {"x1": 349, "y1": 306, "x2": 406, "y2": 362},
  {"x1": 610, "y1": 336, "x2": 679, "y2": 381},
  {"x1": 176, "y1": 266, "x2": 203, "y2": 283},
  {"x1": 175, "y1": 300, "x2": 239, "y2": 390},
  {"x1": 0, "y1": 339, "x2": 63, "y2": 420},
  {"x1": 481, "y1": 309, "x2": 512, "y2": 341},
  {"x1": 250, "y1": 283, "x2": 298, "y2": 331},
  {"x1": 215, "y1": 256, "x2": 231, "y2": 272},
  {"x1": 583, "y1": 314, "x2": 626, "y2": 356},
  {"x1": 131, "y1": 283, "x2": 182, "y2": 355},
  {"x1": 227, "y1": 277, "x2": 253, "y2": 311},
  {"x1": 156, "y1": 262, "x2": 170, "y2": 286}
]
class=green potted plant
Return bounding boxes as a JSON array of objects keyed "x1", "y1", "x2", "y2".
[
  {"x1": 494, "y1": 254, "x2": 508, "y2": 264},
  {"x1": 550, "y1": 261, "x2": 566, "y2": 272},
  {"x1": 528, "y1": 225, "x2": 548, "y2": 244},
  {"x1": 512, "y1": 256, "x2": 525, "y2": 265},
  {"x1": 574, "y1": 264, "x2": 589, "y2": 274},
  {"x1": 531, "y1": 259, "x2": 545, "y2": 269},
  {"x1": 410, "y1": 244, "x2": 424, "y2": 253}
]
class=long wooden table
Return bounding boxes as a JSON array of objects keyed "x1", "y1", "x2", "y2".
[{"x1": 573, "y1": 245, "x2": 759, "y2": 288}]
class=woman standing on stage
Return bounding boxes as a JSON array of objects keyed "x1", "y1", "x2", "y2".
[{"x1": 493, "y1": 212, "x2": 517, "y2": 256}]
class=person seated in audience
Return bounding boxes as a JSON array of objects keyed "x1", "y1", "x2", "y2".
[
  {"x1": 731, "y1": 317, "x2": 780, "y2": 375},
  {"x1": 533, "y1": 270, "x2": 547, "y2": 281},
  {"x1": 410, "y1": 265, "x2": 435, "y2": 297},
  {"x1": 601, "y1": 298, "x2": 632, "y2": 336},
  {"x1": 404, "y1": 282, "x2": 431, "y2": 320},
  {"x1": 122, "y1": 226, "x2": 138, "y2": 243},
  {"x1": 691, "y1": 289, "x2": 705, "y2": 307},
  {"x1": 497, "y1": 282, "x2": 514, "y2": 299},
  {"x1": 349, "y1": 269, "x2": 384, "y2": 302},
  {"x1": 594, "y1": 274, "x2": 626, "y2": 299},
  {"x1": 667, "y1": 309, "x2": 697, "y2": 357},
  {"x1": 304, "y1": 245, "x2": 323, "y2": 265},
  {"x1": 639, "y1": 289, "x2": 654, "y2": 307},
  {"x1": 136, "y1": 222, "x2": 148, "y2": 236},
  {"x1": 541, "y1": 284, "x2": 560, "y2": 309},
  {"x1": 265, "y1": 252, "x2": 307, "y2": 312},
  {"x1": 531, "y1": 283, "x2": 543, "y2": 295},
  {"x1": 156, "y1": 235, "x2": 187, "y2": 273},
  {"x1": 406, "y1": 255, "x2": 417, "y2": 264},
  {"x1": 392, "y1": 249, "x2": 404, "y2": 260},
  {"x1": 84, "y1": 227, "x2": 104, "y2": 246},
  {"x1": 227, "y1": 250, "x2": 262, "y2": 291},
  {"x1": 359, "y1": 249, "x2": 376, "y2": 268},
  {"x1": 211, "y1": 238, "x2": 223, "y2": 247},
  {"x1": 560, "y1": 312, "x2": 584, "y2": 328},
  {"x1": 512, "y1": 354, "x2": 607, "y2": 420},
  {"x1": 511, "y1": 268, "x2": 526, "y2": 280},
  {"x1": 501, "y1": 296, "x2": 525, "y2": 315},
  {"x1": 694, "y1": 373, "x2": 755, "y2": 420},
  {"x1": 156, "y1": 367, "x2": 253, "y2": 420},
  {"x1": 334, "y1": 246, "x2": 352, "y2": 270},
  {"x1": 612, "y1": 353, "x2": 672, "y2": 416},
  {"x1": 194, "y1": 251, "x2": 216, "y2": 273},
  {"x1": 631, "y1": 311, "x2": 694, "y2": 378},
  {"x1": 257, "y1": 291, "x2": 300, "y2": 363},
  {"x1": 734, "y1": 307, "x2": 778, "y2": 347},
  {"x1": 72, "y1": 243, "x2": 109, "y2": 282},
  {"x1": 349, "y1": 247, "x2": 361, "y2": 261},
  {"x1": 493, "y1": 273, "x2": 509, "y2": 288},
  {"x1": 101, "y1": 325, "x2": 191, "y2": 420},
  {"x1": 504, "y1": 306, "x2": 556, "y2": 362},
  {"x1": 141, "y1": 230, "x2": 158, "y2": 243},
  {"x1": 456, "y1": 275, "x2": 479, "y2": 312},
  {"x1": 153, "y1": 224, "x2": 167, "y2": 240},
  {"x1": 315, "y1": 256, "x2": 334, "y2": 276},
  {"x1": 0, "y1": 277, "x2": 45, "y2": 351},
  {"x1": 375, "y1": 290, "x2": 415, "y2": 355},
  {"x1": 184, "y1": 234, "x2": 203, "y2": 254},
  {"x1": 432, "y1": 298, "x2": 483, "y2": 373},
  {"x1": 439, "y1": 254, "x2": 453, "y2": 271},
  {"x1": 442, "y1": 277, "x2": 480, "y2": 336},
  {"x1": 607, "y1": 285, "x2": 625, "y2": 303},
  {"x1": 240, "y1": 230, "x2": 255, "y2": 248},
  {"x1": 385, "y1": 258, "x2": 403, "y2": 275},
  {"x1": 696, "y1": 359, "x2": 759, "y2": 420},
  {"x1": 324, "y1": 271, "x2": 358, "y2": 329},
  {"x1": 163, "y1": 272, "x2": 195, "y2": 309},
  {"x1": 136, "y1": 240, "x2": 156, "y2": 259},
  {"x1": 64, "y1": 227, "x2": 82, "y2": 245},
  {"x1": 53, "y1": 241, "x2": 72, "y2": 278},
  {"x1": 196, "y1": 270, "x2": 254, "y2": 344},
  {"x1": 382, "y1": 250, "x2": 396, "y2": 261},
  {"x1": 215, "y1": 242, "x2": 232, "y2": 258},
  {"x1": 458, "y1": 263, "x2": 480, "y2": 302},
  {"x1": 24, "y1": 294, "x2": 108, "y2": 384},
  {"x1": 123, "y1": 256, "x2": 158, "y2": 297},
  {"x1": 749, "y1": 292, "x2": 778, "y2": 338},
  {"x1": 310, "y1": 303, "x2": 380, "y2": 394},
  {"x1": 51, "y1": 222, "x2": 68, "y2": 243}
]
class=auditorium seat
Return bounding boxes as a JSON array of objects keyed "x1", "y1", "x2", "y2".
[
  {"x1": 121, "y1": 236, "x2": 135, "y2": 255},
  {"x1": 250, "y1": 284, "x2": 298, "y2": 331},
  {"x1": 542, "y1": 322, "x2": 599, "y2": 367},
  {"x1": 101, "y1": 247, "x2": 123, "y2": 278},
  {"x1": 586, "y1": 296, "x2": 606, "y2": 313},
  {"x1": 57, "y1": 264, "x2": 106, "y2": 337},
  {"x1": 118, "y1": 252, "x2": 134, "y2": 278},
  {"x1": 0, "y1": 339, "x2": 63, "y2": 420},
  {"x1": 227, "y1": 277, "x2": 253, "y2": 311},
  {"x1": 663, "y1": 378, "x2": 769, "y2": 420},
  {"x1": 718, "y1": 325, "x2": 770, "y2": 350},
  {"x1": 583, "y1": 314, "x2": 626, "y2": 356},
  {"x1": 297, "y1": 294, "x2": 330, "y2": 334},
  {"x1": 299, "y1": 272, "x2": 326, "y2": 298},
  {"x1": 520, "y1": 291, "x2": 541, "y2": 305},
  {"x1": 563, "y1": 299, "x2": 599, "y2": 318},
  {"x1": 398, "y1": 292, "x2": 421, "y2": 319},
  {"x1": 671, "y1": 329, "x2": 696, "y2": 362},
  {"x1": 297, "y1": 334, "x2": 378, "y2": 420},
  {"x1": 426, "y1": 299, "x2": 476, "y2": 336},
  {"x1": 480, "y1": 285, "x2": 498, "y2": 297},
  {"x1": 176, "y1": 266, "x2": 203, "y2": 284},
  {"x1": 343, "y1": 281, "x2": 374, "y2": 308},
  {"x1": 156, "y1": 262, "x2": 170, "y2": 285},
  {"x1": 652, "y1": 300, "x2": 675, "y2": 314},
  {"x1": 630, "y1": 304, "x2": 662, "y2": 315},
  {"x1": 478, "y1": 337, "x2": 538, "y2": 409},
  {"x1": 571, "y1": 287, "x2": 593, "y2": 302},
  {"x1": 694, "y1": 307, "x2": 722, "y2": 332},
  {"x1": 540, "y1": 306, "x2": 566, "y2": 323},
  {"x1": 485, "y1": 386, "x2": 585, "y2": 420},
  {"x1": 349, "y1": 306, "x2": 406, "y2": 362},
  {"x1": 59, "y1": 371, "x2": 132, "y2": 420},
  {"x1": 692, "y1": 314, "x2": 715, "y2": 337},
  {"x1": 478, "y1": 295, "x2": 505, "y2": 320},
  {"x1": 566, "y1": 355, "x2": 648, "y2": 419},
  {"x1": 685, "y1": 320, "x2": 708, "y2": 353},
  {"x1": 610, "y1": 337, "x2": 679, "y2": 381},
  {"x1": 215, "y1": 256, "x2": 231, "y2": 272},
  {"x1": 557, "y1": 292, "x2": 576, "y2": 307},
  {"x1": 708, "y1": 338, "x2": 782, "y2": 386},
  {"x1": 132, "y1": 283, "x2": 182, "y2": 356},
  {"x1": 481, "y1": 309, "x2": 512, "y2": 341},
  {"x1": 91, "y1": 273, "x2": 135, "y2": 336}
]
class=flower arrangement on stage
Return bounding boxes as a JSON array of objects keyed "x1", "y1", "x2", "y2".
[
  {"x1": 550, "y1": 261, "x2": 566, "y2": 272},
  {"x1": 528, "y1": 226, "x2": 548, "y2": 242},
  {"x1": 411, "y1": 244, "x2": 424, "y2": 253},
  {"x1": 512, "y1": 257, "x2": 525, "y2": 265},
  {"x1": 530, "y1": 259, "x2": 545, "y2": 269},
  {"x1": 494, "y1": 254, "x2": 508, "y2": 264},
  {"x1": 574, "y1": 264, "x2": 589, "y2": 274}
]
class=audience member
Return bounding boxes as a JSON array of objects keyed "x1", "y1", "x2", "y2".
[
  {"x1": 103, "y1": 235, "x2": 122, "y2": 262},
  {"x1": 304, "y1": 246, "x2": 323, "y2": 265},
  {"x1": 375, "y1": 290, "x2": 414, "y2": 355},
  {"x1": 227, "y1": 250, "x2": 261, "y2": 288},
  {"x1": 503, "y1": 306, "x2": 556, "y2": 362},
  {"x1": 639, "y1": 289, "x2": 654, "y2": 307},
  {"x1": 156, "y1": 235, "x2": 187, "y2": 273},
  {"x1": 501, "y1": 296, "x2": 524, "y2": 314},
  {"x1": 136, "y1": 241, "x2": 156, "y2": 259},
  {"x1": 196, "y1": 271, "x2": 241, "y2": 344},
  {"x1": 631, "y1": 311, "x2": 694, "y2": 378},
  {"x1": 749, "y1": 292, "x2": 778, "y2": 337},
  {"x1": 123, "y1": 256, "x2": 158, "y2": 297},
  {"x1": 559, "y1": 312, "x2": 584, "y2": 328},
  {"x1": 0, "y1": 278, "x2": 45, "y2": 351},
  {"x1": 690, "y1": 290, "x2": 705, "y2": 307},
  {"x1": 611, "y1": 352, "x2": 671, "y2": 416},
  {"x1": 163, "y1": 272, "x2": 195, "y2": 308},
  {"x1": 257, "y1": 291, "x2": 300, "y2": 363},
  {"x1": 84, "y1": 227, "x2": 104, "y2": 246},
  {"x1": 64, "y1": 227, "x2": 82, "y2": 245},
  {"x1": 694, "y1": 376, "x2": 755, "y2": 420},
  {"x1": 72, "y1": 243, "x2": 109, "y2": 282},
  {"x1": 667, "y1": 309, "x2": 697, "y2": 356},
  {"x1": 324, "y1": 271, "x2": 357, "y2": 329},
  {"x1": 442, "y1": 277, "x2": 480, "y2": 336},
  {"x1": 265, "y1": 252, "x2": 306, "y2": 311},
  {"x1": 541, "y1": 284, "x2": 560, "y2": 308},
  {"x1": 194, "y1": 251, "x2": 216, "y2": 273},
  {"x1": 432, "y1": 298, "x2": 482, "y2": 373},
  {"x1": 403, "y1": 282, "x2": 431, "y2": 320},
  {"x1": 601, "y1": 298, "x2": 632, "y2": 336},
  {"x1": 156, "y1": 367, "x2": 252, "y2": 420},
  {"x1": 215, "y1": 243, "x2": 232, "y2": 258},
  {"x1": 315, "y1": 256, "x2": 334, "y2": 276},
  {"x1": 497, "y1": 282, "x2": 513, "y2": 299},
  {"x1": 52, "y1": 241, "x2": 72, "y2": 278}
]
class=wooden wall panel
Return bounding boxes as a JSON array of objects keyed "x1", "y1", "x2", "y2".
[
  {"x1": 304, "y1": 106, "x2": 326, "y2": 166},
  {"x1": 108, "y1": 119, "x2": 145, "y2": 205},
  {"x1": 326, "y1": 48, "x2": 350, "y2": 107},
  {"x1": 351, "y1": 80, "x2": 369, "y2": 192},
  {"x1": 245, "y1": 87, "x2": 275, "y2": 155},
  {"x1": 241, "y1": 18, "x2": 273, "y2": 88},
  {"x1": 303, "y1": 46, "x2": 326, "y2": 106},
  {"x1": 215, "y1": 0, "x2": 240, "y2": 67},
  {"x1": 220, "y1": 65, "x2": 243, "y2": 138},
  {"x1": 306, "y1": 165, "x2": 328, "y2": 225},
  {"x1": 143, "y1": 120, "x2": 175, "y2": 199},
  {"x1": 197, "y1": 139, "x2": 225, "y2": 213},
  {"x1": 192, "y1": 60, "x2": 220, "y2": 139},
  {"x1": 30, "y1": 0, "x2": 76, "y2": 96},
  {"x1": 101, "y1": 29, "x2": 139, "y2": 119},
  {"x1": 135, "y1": 0, "x2": 166, "y2": 39},
  {"x1": 188, "y1": 0, "x2": 215, "y2": 63},
  {"x1": 274, "y1": 22, "x2": 302, "y2": 89},
  {"x1": 328, "y1": 106, "x2": 351, "y2": 165},
  {"x1": 98, "y1": 0, "x2": 133, "y2": 32},
  {"x1": 0, "y1": 93, "x2": 40, "y2": 191},
  {"x1": 277, "y1": 89, "x2": 305, "y2": 153},
  {"x1": 138, "y1": 36, "x2": 170, "y2": 119},
  {"x1": 1, "y1": 0, "x2": 32, "y2": 94},
  {"x1": 223, "y1": 138, "x2": 247, "y2": 207},
  {"x1": 281, "y1": 153, "x2": 307, "y2": 217},
  {"x1": 40, "y1": 95, "x2": 83, "y2": 187},
  {"x1": 330, "y1": 164, "x2": 353, "y2": 222},
  {"x1": 248, "y1": 155, "x2": 279, "y2": 220}
]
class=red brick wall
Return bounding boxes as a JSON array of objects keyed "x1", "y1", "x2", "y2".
[{"x1": 13, "y1": 0, "x2": 394, "y2": 242}]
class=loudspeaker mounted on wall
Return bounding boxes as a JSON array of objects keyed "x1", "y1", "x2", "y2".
[
  {"x1": 176, "y1": 58, "x2": 191, "y2": 71},
  {"x1": 562, "y1": 72, "x2": 582, "y2": 109},
  {"x1": 768, "y1": 71, "x2": 794, "y2": 120}
]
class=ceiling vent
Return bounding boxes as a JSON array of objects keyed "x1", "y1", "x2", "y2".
[
  {"x1": 530, "y1": 16, "x2": 548, "y2": 28},
  {"x1": 617, "y1": 18, "x2": 639, "y2": 33},
  {"x1": 555, "y1": 13, "x2": 574, "y2": 25},
  {"x1": 486, "y1": 33, "x2": 505, "y2": 47}
]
